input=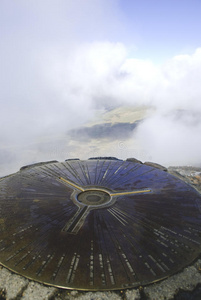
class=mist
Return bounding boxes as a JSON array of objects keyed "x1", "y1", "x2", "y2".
[{"x1": 1, "y1": 1, "x2": 201, "y2": 176}]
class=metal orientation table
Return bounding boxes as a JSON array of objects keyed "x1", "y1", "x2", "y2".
[{"x1": 0, "y1": 158, "x2": 201, "y2": 291}]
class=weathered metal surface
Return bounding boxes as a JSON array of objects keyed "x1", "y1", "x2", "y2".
[{"x1": 0, "y1": 159, "x2": 201, "y2": 291}]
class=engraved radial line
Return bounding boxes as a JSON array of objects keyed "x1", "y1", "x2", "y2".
[
  {"x1": 96, "y1": 160, "x2": 107, "y2": 185},
  {"x1": 54, "y1": 163, "x2": 70, "y2": 176},
  {"x1": 94, "y1": 160, "x2": 103, "y2": 185},
  {"x1": 39, "y1": 166, "x2": 58, "y2": 179},
  {"x1": 121, "y1": 220, "x2": 176, "y2": 267},
  {"x1": 41, "y1": 165, "x2": 60, "y2": 178},
  {"x1": 78, "y1": 161, "x2": 90, "y2": 185},
  {"x1": 121, "y1": 229, "x2": 158, "y2": 278},
  {"x1": 62, "y1": 206, "x2": 88, "y2": 233},
  {"x1": 41, "y1": 207, "x2": 76, "y2": 226},
  {"x1": 66, "y1": 252, "x2": 80, "y2": 284},
  {"x1": 52, "y1": 253, "x2": 66, "y2": 280},
  {"x1": 105, "y1": 161, "x2": 125, "y2": 185},
  {"x1": 6, "y1": 227, "x2": 53, "y2": 265},
  {"x1": 130, "y1": 168, "x2": 156, "y2": 180},
  {"x1": 94, "y1": 217, "x2": 107, "y2": 285},
  {"x1": 98, "y1": 214, "x2": 115, "y2": 285},
  {"x1": 94, "y1": 160, "x2": 99, "y2": 185},
  {"x1": 111, "y1": 167, "x2": 155, "y2": 188},
  {"x1": 106, "y1": 161, "x2": 137, "y2": 186},
  {"x1": 99, "y1": 160, "x2": 119, "y2": 186},
  {"x1": 110, "y1": 207, "x2": 131, "y2": 220},
  {"x1": 31, "y1": 170, "x2": 49, "y2": 180},
  {"x1": 44, "y1": 165, "x2": 62, "y2": 177},
  {"x1": 99, "y1": 161, "x2": 112, "y2": 185},
  {"x1": 108, "y1": 208, "x2": 128, "y2": 226},
  {"x1": 31, "y1": 168, "x2": 48, "y2": 179},
  {"x1": 117, "y1": 224, "x2": 150, "y2": 263},
  {"x1": 108, "y1": 163, "x2": 142, "y2": 187},
  {"x1": 36, "y1": 252, "x2": 55, "y2": 276},
  {"x1": 75, "y1": 161, "x2": 89, "y2": 185},
  {"x1": 60, "y1": 163, "x2": 79, "y2": 182},
  {"x1": 82, "y1": 162, "x2": 91, "y2": 184},
  {"x1": 22, "y1": 246, "x2": 49, "y2": 271},
  {"x1": 52, "y1": 164, "x2": 71, "y2": 179},
  {"x1": 126, "y1": 212, "x2": 183, "y2": 255},
  {"x1": 120, "y1": 169, "x2": 156, "y2": 186},
  {"x1": 64, "y1": 162, "x2": 85, "y2": 186},
  {"x1": 59, "y1": 177, "x2": 85, "y2": 191},
  {"x1": 137, "y1": 223, "x2": 182, "y2": 258},
  {"x1": 6, "y1": 244, "x2": 31, "y2": 262},
  {"x1": 60, "y1": 162, "x2": 79, "y2": 184},
  {"x1": 104, "y1": 161, "x2": 127, "y2": 185},
  {"x1": 86, "y1": 164, "x2": 92, "y2": 185},
  {"x1": 103, "y1": 216, "x2": 138, "y2": 281}
]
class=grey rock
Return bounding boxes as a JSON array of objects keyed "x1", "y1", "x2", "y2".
[
  {"x1": 74, "y1": 291, "x2": 122, "y2": 300},
  {"x1": 55, "y1": 290, "x2": 122, "y2": 300},
  {"x1": 89, "y1": 156, "x2": 121, "y2": 161},
  {"x1": 20, "y1": 160, "x2": 58, "y2": 171},
  {"x1": 125, "y1": 288, "x2": 141, "y2": 300},
  {"x1": 194, "y1": 259, "x2": 201, "y2": 271},
  {"x1": 144, "y1": 161, "x2": 167, "y2": 171},
  {"x1": 21, "y1": 282, "x2": 56, "y2": 300},
  {"x1": 0, "y1": 267, "x2": 28, "y2": 300},
  {"x1": 144, "y1": 266, "x2": 201, "y2": 300},
  {"x1": 126, "y1": 158, "x2": 142, "y2": 164}
]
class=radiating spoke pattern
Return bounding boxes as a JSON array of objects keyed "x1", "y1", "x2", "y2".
[{"x1": 0, "y1": 158, "x2": 201, "y2": 290}]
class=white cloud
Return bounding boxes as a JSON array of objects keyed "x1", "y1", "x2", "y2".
[
  {"x1": 2, "y1": 42, "x2": 201, "y2": 172},
  {"x1": 1, "y1": 1, "x2": 201, "y2": 175},
  {"x1": 134, "y1": 110, "x2": 201, "y2": 166},
  {"x1": 119, "y1": 49, "x2": 201, "y2": 166}
]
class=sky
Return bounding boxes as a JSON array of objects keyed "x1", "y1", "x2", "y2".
[
  {"x1": 1, "y1": 0, "x2": 201, "y2": 176},
  {"x1": 120, "y1": 0, "x2": 201, "y2": 61}
]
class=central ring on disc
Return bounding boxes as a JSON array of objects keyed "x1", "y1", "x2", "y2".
[{"x1": 77, "y1": 190, "x2": 111, "y2": 206}]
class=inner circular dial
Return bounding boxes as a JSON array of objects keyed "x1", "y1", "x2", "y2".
[{"x1": 77, "y1": 190, "x2": 111, "y2": 206}]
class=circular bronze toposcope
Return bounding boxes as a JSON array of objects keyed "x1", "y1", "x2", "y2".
[{"x1": 0, "y1": 158, "x2": 201, "y2": 291}]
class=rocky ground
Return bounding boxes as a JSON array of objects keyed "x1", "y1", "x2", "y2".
[{"x1": 1, "y1": 165, "x2": 201, "y2": 300}]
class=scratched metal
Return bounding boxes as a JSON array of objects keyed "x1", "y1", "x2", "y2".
[{"x1": 0, "y1": 159, "x2": 201, "y2": 290}]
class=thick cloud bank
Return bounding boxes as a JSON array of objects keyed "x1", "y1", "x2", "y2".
[
  {"x1": 1, "y1": 1, "x2": 201, "y2": 175},
  {"x1": 45, "y1": 45, "x2": 201, "y2": 166}
]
